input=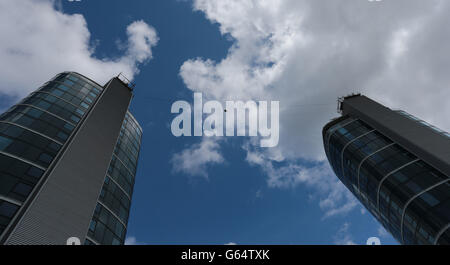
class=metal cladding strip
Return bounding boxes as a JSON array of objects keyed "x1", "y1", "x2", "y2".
[
  {"x1": 16, "y1": 104, "x2": 77, "y2": 127},
  {"x1": 0, "y1": 121, "x2": 64, "y2": 146},
  {"x1": 64, "y1": 72, "x2": 105, "y2": 89},
  {"x1": 97, "y1": 201, "x2": 127, "y2": 228},
  {"x1": 356, "y1": 143, "x2": 395, "y2": 198},
  {"x1": 0, "y1": 149, "x2": 46, "y2": 241},
  {"x1": 0, "y1": 195, "x2": 22, "y2": 207},
  {"x1": 400, "y1": 178, "x2": 450, "y2": 244},
  {"x1": 434, "y1": 223, "x2": 450, "y2": 245},
  {"x1": 112, "y1": 153, "x2": 135, "y2": 177},
  {"x1": 106, "y1": 174, "x2": 131, "y2": 200},
  {"x1": 376, "y1": 159, "x2": 420, "y2": 212},
  {"x1": 340, "y1": 130, "x2": 376, "y2": 180},
  {"x1": 47, "y1": 79, "x2": 100, "y2": 93},
  {"x1": 85, "y1": 236, "x2": 100, "y2": 245},
  {"x1": 126, "y1": 110, "x2": 143, "y2": 133},
  {"x1": 31, "y1": 91, "x2": 83, "y2": 110},
  {"x1": 0, "y1": 150, "x2": 46, "y2": 171},
  {"x1": 325, "y1": 118, "x2": 358, "y2": 158}
]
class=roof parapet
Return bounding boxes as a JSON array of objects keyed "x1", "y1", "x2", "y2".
[{"x1": 337, "y1": 93, "x2": 361, "y2": 114}]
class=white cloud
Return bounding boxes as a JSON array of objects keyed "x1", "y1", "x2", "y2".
[
  {"x1": 225, "y1": 242, "x2": 237, "y2": 245},
  {"x1": 0, "y1": 0, "x2": 158, "y2": 100},
  {"x1": 245, "y1": 143, "x2": 358, "y2": 218},
  {"x1": 377, "y1": 226, "x2": 390, "y2": 238},
  {"x1": 255, "y1": 189, "x2": 263, "y2": 199},
  {"x1": 124, "y1": 236, "x2": 146, "y2": 245},
  {"x1": 333, "y1": 222, "x2": 356, "y2": 245},
  {"x1": 171, "y1": 138, "x2": 225, "y2": 178},
  {"x1": 177, "y1": 0, "x2": 450, "y2": 217},
  {"x1": 125, "y1": 20, "x2": 159, "y2": 64}
]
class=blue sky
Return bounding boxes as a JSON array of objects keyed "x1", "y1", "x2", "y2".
[
  {"x1": 6, "y1": 0, "x2": 450, "y2": 245},
  {"x1": 59, "y1": 0, "x2": 396, "y2": 245}
]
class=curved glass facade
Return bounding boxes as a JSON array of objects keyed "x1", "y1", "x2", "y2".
[
  {"x1": 324, "y1": 116, "x2": 450, "y2": 245},
  {"x1": 0, "y1": 72, "x2": 103, "y2": 236},
  {"x1": 85, "y1": 112, "x2": 142, "y2": 245}
]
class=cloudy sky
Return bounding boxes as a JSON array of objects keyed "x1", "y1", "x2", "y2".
[{"x1": 1, "y1": 0, "x2": 449, "y2": 245}]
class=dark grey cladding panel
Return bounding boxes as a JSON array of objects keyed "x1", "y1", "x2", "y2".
[
  {"x1": 6, "y1": 78, "x2": 131, "y2": 245},
  {"x1": 342, "y1": 95, "x2": 450, "y2": 176}
]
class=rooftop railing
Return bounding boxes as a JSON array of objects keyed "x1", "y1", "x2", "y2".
[{"x1": 117, "y1": 73, "x2": 136, "y2": 91}]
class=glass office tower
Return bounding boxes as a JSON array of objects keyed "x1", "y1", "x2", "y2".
[
  {"x1": 323, "y1": 94, "x2": 449, "y2": 245},
  {"x1": 0, "y1": 72, "x2": 142, "y2": 245}
]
